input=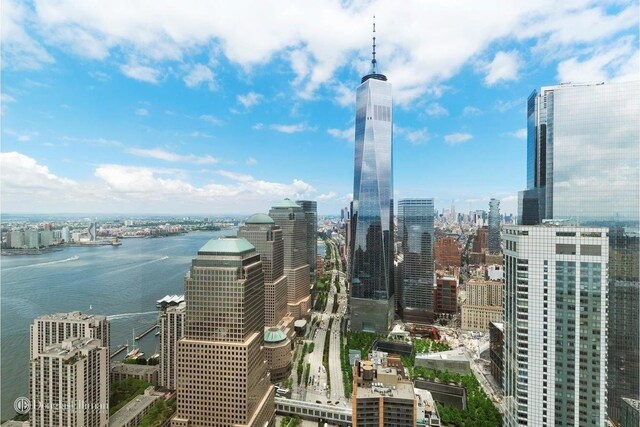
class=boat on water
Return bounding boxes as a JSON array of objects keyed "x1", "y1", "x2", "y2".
[{"x1": 124, "y1": 330, "x2": 144, "y2": 360}]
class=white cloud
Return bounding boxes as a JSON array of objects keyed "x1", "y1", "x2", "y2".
[
  {"x1": 199, "y1": 114, "x2": 223, "y2": 125},
  {"x1": 120, "y1": 63, "x2": 160, "y2": 83},
  {"x1": 425, "y1": 103, "x2": 448, "y2": 117},
  {"x1": 270, "y1": 123, "x2": 313, "y2": 134},
  {"x1": 0, "y1": 152, "x2": 76, "y2": 190},
  {"x1": 463, "y1": 106, "x2": 481, "y2": 116},
  {"x1": 134, "y1": 108, "x2": 149, "y2": 116},
  {"x1": 327, "y1": 127, "x2": 353, "y2": 141},
  {"x1": 406, "y1": 128, "x2": 429, "y2": 145},
  {"x1": 4, "y1": 129, "x2": 39, "y2": 142},
  {"x1": 1, "y1": 0, "x2": 54, "y2": 69},
  {"x1": 252, "y1": 123, "x2": 264, "y2": 130},
  {"x1": 183, "y1": 64, "x2": 216, "y2": 89},
  {"x1": 12, "y1": 1, "x2": 634, "y2": 103},
  {"x1": 188, "y1": 131, "x2": 212, "y2": 138},
  {"x1": 317, "y1": 191, "x2": 336, "y2": 201},
  {"x1": 246, "y1": 157, "x2": 258, "y2": 165},
  {"x1": 126, "y1": 147, "x2": 219, "y2": 164},
  {"x1": 1, "y1": 94, "x2": 17, "y2": 103},
  {"x1": 237, "y1": 92, "x2": 263, "y2": 108},
  {"x1": 556, "y1": 36, "x2": 639, "y2": 83},
  {"x1": 444, "y1": 132, "x2": 472, "y2": 145},
  {"x1": 504, "y1": 128, "x2": 527, "y2": 139},
  {"x1": 495, "y1": 98, "x2": 523, "y2": 113},
  {"x1": 481, "y1": 50, "x2": 521, "y2": 85}
]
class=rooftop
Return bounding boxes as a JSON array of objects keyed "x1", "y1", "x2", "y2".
[
  {"x1": 271, "y1": 198, "x2": 301, "y2": 209},
  {"x1": 37, "y1": 311, "x2": 105, "y2": 321},
  {"x1": 245, "y1": 213, "x2": 274, "y2": 224},
  {"x1": 417, "y1": 349, "x2": 471, "y2": 362},
  {"x1": 198, "y1": 237, "x2": 255, "y2": 255},
  {"x1": 108, "y1": 387, "x2": 159, "y2": 427},
  {"x1": 264, "y1": 327, "x2": 287, "y2": 343}
]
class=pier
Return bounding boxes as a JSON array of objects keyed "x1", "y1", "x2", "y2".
[
  {"x1": 110, "y1": 345, "x2": 127, "y2": 359},
  {"x1": 135, "y1": 324, "x2": 158, "y2": 341}
]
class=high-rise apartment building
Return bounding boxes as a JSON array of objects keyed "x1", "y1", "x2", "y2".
[
  {"x1": 461, "y1": 279, "x2": 503, "y2": 331},
  {"x1": 488, "y1": 198, "x2": 501, "y2": 254},
  {"x1": 30, "y1": 312, "x2": 109, "y2": 361},
  {"x1": 269, "y1": 199, "x2": 310, "y2": 320},
  {"x1": 296, "y1": 200, "x2": 318, "y2": 283},
  {"x1": 518, "y1": 81, "x2": 639, "y2": 421},
  {"x1": 434, "y1": 237, "x2": 461, "y2": 269},
  {"x1": 159, "y1": 302, "x2": 185, "y2": 390},
  {"x1": 238, "y1": 213, "x2": 288, "y2": 326},
  {"x1": 503, "y1": 225, "x2": 609, "y2": 427},
  {"x1": 348, "y1": 27, "x2": 394, "y2": 334},
  {"x1": 30, "y1": 337, "x2": 108, "y2": 427},
  {"x1": 397, "y1": 199, "x2": 434, "y2": 323},
  {"x1": 171, "y1": 238, "x2": 274, "y2": 427}
]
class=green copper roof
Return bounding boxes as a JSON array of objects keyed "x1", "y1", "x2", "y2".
[
  {"x1": 264, "y1": 327, "x2": 287, "y2": 343},
  {"x1": 246, "y1": 213, "x2": 275, "y2": 224},
  {"x1": 271, "y1": 198, "x2": 301, "y2": 209},
  {"x1": 198, "y1": 237, "x2": 255, "y2": 255}
]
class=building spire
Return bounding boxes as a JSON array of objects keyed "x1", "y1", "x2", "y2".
[{"x1": 371, "y1": 16, "x2": 377, "y2": 74}]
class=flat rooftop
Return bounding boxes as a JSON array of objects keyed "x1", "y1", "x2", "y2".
[
  {"x1": 36, "y1": 311, "x2": 105, "y2": 321},
  {"x1": 108, "y1": 389, "x2": 159, "y2": 427},
  {"x1": 356, "y1": 378, "x2": 415, "y2": 401},
  {"x1": 417, "y1": 349, "x2": 470, "y2": 362}
]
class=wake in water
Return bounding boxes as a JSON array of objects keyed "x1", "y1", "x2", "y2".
[
  {"x1": 3, "y1": 255, "x2": 80, "y2": 271},
  {"x1": 107, "y1": 311, "x2": 158, "y2": 320}
]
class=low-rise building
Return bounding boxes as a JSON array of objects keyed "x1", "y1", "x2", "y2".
[
  {"x1": 108, "y1": 387, "x2": 162, "y2": 427},
  {"x1": 110, "y1": 362, "x2": 159, "y2": 386},
  {"x1": 263, "y1": 327, "x2": 292, "y2": 383},
  {"x1": 414, "y1": 349, "x2": 471, "y2": 376}
]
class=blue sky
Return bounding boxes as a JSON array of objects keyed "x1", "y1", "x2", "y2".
[{"x1": 1, "y1": 1, "x2": 638, "y2": 215}]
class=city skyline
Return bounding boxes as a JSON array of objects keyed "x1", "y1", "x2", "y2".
[{"x1": 2, "y1": 2, "x2": 638, "y2": 215}]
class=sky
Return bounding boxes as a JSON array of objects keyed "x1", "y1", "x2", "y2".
[{"x1": 1, "y1": 0, "x2": 638, "y2": 216}]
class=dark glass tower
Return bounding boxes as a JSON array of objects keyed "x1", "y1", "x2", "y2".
[
  {"x1": 296, "y1": 200, "x2": 318, "y2": 283},
  {"x1": 488, "y1": 198, "x2": 501, "y2": 254},
  {"x1": 349, "y1": 26, "x2": 394, "y2": 333},
  {"x1": 518, "y1": 81, "x2": 640, "y2": 422},
  {"x1": 398, "y1": 199, "x2": 434, "y2": 323}
]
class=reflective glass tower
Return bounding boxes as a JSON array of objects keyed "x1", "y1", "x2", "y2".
[
  {"x1": 349, "y1": 25, "x2": 394, "y2": 333},
  {"x1": 488, "y1": 198, "x2": 501, "y2": 254},
  {"x1": 518, "y1": 81, "x2": 640, "y2": 422},
  {"x1": 398, "y1": 199, "x2": 434, "y2": 323}
]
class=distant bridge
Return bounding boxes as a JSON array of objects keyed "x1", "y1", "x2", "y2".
[{"x1": 275, "y1": 397, "x2": 352, "y2": 426}]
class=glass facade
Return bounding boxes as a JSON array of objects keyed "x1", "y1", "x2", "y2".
[
  {"x1": 397, "y1": 199, "x2": 434, "y2": 322},
  {"x1": 488, "y1": 198, "x2": 501, "y2": 254},
  {"x1": 517, "y1": 81, "x2": 640, "y2": 422},
  {"x1": 349, "y1": 66, "x2": 394, "y2": 333}
]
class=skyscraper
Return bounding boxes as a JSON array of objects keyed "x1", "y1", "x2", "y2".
[
  {"x1": 397, "y1": 199, "x2": 434, "y2": 323},
  {"x1": 171, "y1": 238, "x2": 274, "y2": 427},
  {"x1": 488, "y1": 198, "x2": 501, "y2": 254},
  {"x1": 518, "y1": 81, "x2": 640, "y2": 421},
  {"x1": 502, "y1": 225, "x2": 609, "y2": 426},
  {"x1": 30, "y1": 338, "x2": 108, "y2": 427},
  {"x1": 269, "y1": 199, "x2": 311, "y2": 320},
  {"x1": 296, "y1": 200, "x2": 318, "y2": 284},
  {"x1": 349, "y1": 24, "x2": 394, "y2": 333},
  {"x1": 159, "y1": 302, "x2": 184, "y2": 390},
  {"x1": 238, "y1": 213, "x2": 288, "y2": 326}
]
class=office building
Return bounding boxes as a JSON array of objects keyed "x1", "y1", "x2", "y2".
[
  {"x1": 488, "y1": 199, "x2": 501, "y2": 254},
  {"x1": 397, "y1": 199, "x2": 435, "y2": 323},
  {"x1": 30, "y1": 338, "x2": 108, "y2": 427},
  {"x1": 348, "y1": 27, "x2": 394, "y2": 333},
  {"x1": 296, "y1": 200, "x2": 318, "y2": 283},
  {"x1": 518, "y1": 81, "x2": 640, "y2": 421},
  {"x1": 239, "y1": 213, "x2": 288, "y2": 326},
  {"x1": 352, "y1": 353, "x2": 417, "y2": 426},
  {"x1": 620, "y1": 398, "x2": 640, "y2": 427},
  {"x1": 269, "y1": 199, "x2": 311, "y2": 320},
  {"x1": 503, "y1": 225, "x2": 608, "y2": 427},
  {"x1": 30, "y1": 311, "x2": 109, "y2": 360},
  {"x1": 263, "y1": 327, "x2": 292, "y2": 383},
  {"x1": 171, "y1": 238, "x2": 274, "y2": 427},
  {"x1": 461, "y1": 279, "x2": 503, "y2": 331},
  {"x1": 489, "y1": 321, "x2": 504, "y2": 391},
  {"x1": 472, "y1": 227, "x2": 488, "y2": 253},
  {"x1": 434, "y1": 237, "x2": 460, "y2": 269},
  {"x1": 159, "y1": 302, "x2": 185, "y2": 390},
  {"x1": 434, "y1": 276, "x2": 457, "y2": 314}
]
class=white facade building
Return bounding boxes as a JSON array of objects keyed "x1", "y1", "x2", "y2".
[{"x1": 502, "y1": 225, "x2": 608, "y2": 427}]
